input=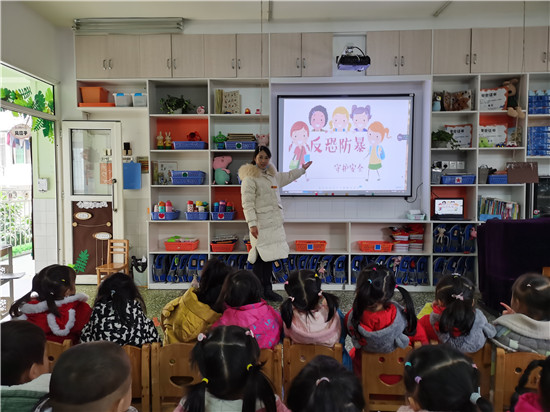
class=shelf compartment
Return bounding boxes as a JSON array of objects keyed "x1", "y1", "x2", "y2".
[{"x1": 285, "y1": 222, "x2": 348, "y2": 253}]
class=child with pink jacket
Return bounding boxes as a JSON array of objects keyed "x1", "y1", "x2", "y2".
[{"x1": 212, "y1": 270, "x2": 282, "y2": 349}]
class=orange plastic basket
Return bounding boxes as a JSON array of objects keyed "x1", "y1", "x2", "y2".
[
  {"x1": 358, "y1": 241, "x2": 394, "y2": 253},
  {"x1": 211, "y1": 242, "x2": 236, "y2": 252},
  {"x1": 164, "y1": 240, "x2": 199, "y2": 251},
  {"x1": 295, "y1": 240, "x2": 327, "y2": 252},
  {"x1": 246, "y1": 243, "x2": 252, "y2": 252}
]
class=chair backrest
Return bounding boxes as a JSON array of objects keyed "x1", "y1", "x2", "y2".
[
  {"x1": 45, "y1": 339, "x2": 72, "y2": 372},
  {"x1": 494, "y1": 347, "x2": 546, "y2": 412},
  {"x1": 107, "y1": 239, "x2": 129, "y2": 265},
  {"x1": 0, "y1": 244, "x2": 13, "y2": 274},
  {"x1": 282, "y1": 338, "x2": 343, "y2": 396},
  {"x1": 543, "y1": 266, "x2": 550, "y2": 278},
  {"x1": 151, "y1": 342, "x2": 200, "y2": 412},
  {"x1": 361, "y1": 345, "x2": 416, "y2": 412},
  {"x1": 123, "y1": 344, "x2": 151, "y2": 411},
  {"x1": 464, "y1": 342, "x2": 493, "y2": 399},
  {"x1": 259, "y1": 344, "x2": 283, "y2": 399}
]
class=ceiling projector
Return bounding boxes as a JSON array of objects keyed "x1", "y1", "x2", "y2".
[{"x1": 336, "y1": 46, "x2": 371, "y2": 71}]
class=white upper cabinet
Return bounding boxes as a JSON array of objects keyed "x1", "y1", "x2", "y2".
[
  {"x1": 433, "y1": 29, "x2": 472, "y2": 75},
  {"x1": 270, "y1": 33, "x2": 333, "y2": 77},
  {"x1": 471, "y1": 28, "x2": 510, "y2": 74}
]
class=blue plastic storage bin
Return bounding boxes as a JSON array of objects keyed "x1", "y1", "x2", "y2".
[
  {"x1": 210, "y1": 212, "x2": 235, "y2": 220},
  {"x1": 173, "y1": 141, "x2": 207, "y2": 150},
  {"x1": 185, "y1": 212, "x2": 209, "y2": 220},
  {"x1": 224, "y1": 141, "x2": 257, "y2": 150},
  {"x1": 171, "y1": 171, "x2": 205, "y2": 185},
  {"x1": 440, "y1": 174, "x2": 476, "y2": 184},
  {"x1": 151, "y1": 210, "x2": 180, "y2": 220},
  {"x1": 488, "y1": 174, "x2": 508, "y2": 184}
]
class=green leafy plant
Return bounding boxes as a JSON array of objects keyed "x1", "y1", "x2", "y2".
[
  {"x1": 159, "y1": 95, "x2": 194, "y2": 114},
  {"x1": 68, "y1": 249, "x2": 90, "y2": 273},
  {"x1": 431, "y1": 129, "x2": 460, "y2": 149}
]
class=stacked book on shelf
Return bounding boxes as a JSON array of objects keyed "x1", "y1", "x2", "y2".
[{"x1": 478, "y1": 197, "x2": 520, "y2": 220}]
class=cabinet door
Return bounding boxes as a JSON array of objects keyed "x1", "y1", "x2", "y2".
[
  {"x1": 270, "y1": 33, "x2": 302, "y2": 77},
  {"x1": 366, "y1": 31, "x2": 399, "y2": 76},
  {"x1": 204, "y1": 34, "x2": 237, "y2": 78},
  {"x1": 107, "y1": 35, "x2": 140, "y2": 78},
  {"x1": 399, "y1": 30, "x2": 432, "y2": 75},
  {"x1": 172, "y1": 34, "x2": 205, "y2": 78},
  {"x1": 524, "y1": 26, "x2": 549, "y2": 73},
  {"x1": 301, "y1": 32, "x2": 333, "y2": 77},
  {"x1": 139, "y1": 34, "x2": 172, "y2": 78},
  {"x1": 471, "y1": 28, "x2": 510, "y2": 73},
  {"x1": 433, "y1": 29, "x2": 472, "y2": 74},
  {"x1": 75, "y1": 36, "x2": 108, "y2": 79},
  {"x1": 236, "y1": 34, "x2": 268, "y2": 78}
]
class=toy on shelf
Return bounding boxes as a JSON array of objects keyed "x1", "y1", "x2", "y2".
[
  {"x1": 187, "y1": 131, "x2": 201, "y2": 141},
  {"x1": 502, "y1": 78, "x2": 525, "y2": 119},
  {"x1": 164, "y1": 132, "x2": 172, "y2": 149},
  {"x1": 244, "y1": 108, "x2": 251, "y2": 114},
  {"x1": 156, "y1": 132, "x2": 165, "y2": 149},
  {"x1": 256, "y1": 133, "x2": 269, "y2": 147},
  {"x1": 213, "y1": 131, "x2": 228, "y2": 149},
  {"x1": 196, "y1": 105, "x2": 205, "y2": 114},
  {"x1": 213, "y1": 155, "x2": 232, "y2": 185},
  {"x1": 255, "y1": 108, "x2": 261, "y2": 114}
]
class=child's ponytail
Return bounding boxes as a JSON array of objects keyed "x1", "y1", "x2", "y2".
[
  {"x1": 242, "y1": 363, "x2": 276, "y2": 412},
  {"x1": 396, "y1": 286, "x2": 417, "y2": 336},
  {"x1": 322, "y1": 291, "x2": 339, "y2": 324},
  {"x1": 182, "y1": 379, "x2": 207, "y2": 412},
  {"x1": 280, "y1": 297, "x2": 295, "y2": 329},
  {"x1": 435, "y1": 274, "x2": 475, "y2": 335}
]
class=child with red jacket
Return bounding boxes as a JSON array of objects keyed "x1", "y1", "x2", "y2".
[{"x1": 10, "y1": 264, "x2": 91, "y2": 344}]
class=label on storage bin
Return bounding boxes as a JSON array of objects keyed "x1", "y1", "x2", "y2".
[
  {"x1": 307, "y1": 244, "x2": 314, "y2": 250},
  {"x1": 374, "y1": 244, "x2": 382, "y2": 251}
]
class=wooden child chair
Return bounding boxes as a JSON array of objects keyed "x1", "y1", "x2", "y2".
[
  {"x1": 151, "y1": 342, "x2": 200, "y2": 412},
  {"x1": 259, "y1": 344, "x2": 283, "y2": 399},
  {"x1": 465, "y1": 342, "x2": 493, "y2": 399},
  {"x1": 123, "y1": 344, "x2": 151, "y2": 412},
  {"x1": 95, "y1": 239, "x2": 130, "y2": 285},
  {"x1": 282, "y1": 338, "x2": 343, "y2": 396},
  {"x1": 45, "y1": 339, "x2": 72, "y2": 372},
  {"x1": 493, "y1": 347, "x2": 546, "y2": 412}
]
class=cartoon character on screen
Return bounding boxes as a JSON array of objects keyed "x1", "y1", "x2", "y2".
[
  {"x1": 329, "y1": 106, "x2": 351, "y2": 132},
  {"x1": 350, "y1": 105, "x2": 372, "y2": 132},
  {"x1": 365, "y1": 121, "x2": 390, "y2": 181},
  {"x1": 288, "y1": 121, "x2": 310, "y2": 170},
  {"x1": 308, "y1": 105, "x2": 328, "y2": 133}
]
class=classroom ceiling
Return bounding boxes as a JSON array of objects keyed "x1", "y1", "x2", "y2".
[{"x1": 20, "y1": 1, "x2": 546, "y2": 29}]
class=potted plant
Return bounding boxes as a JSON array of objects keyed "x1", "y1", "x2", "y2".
[
  {"x1": 431, "y1": 129, "x2": 459, "y2": 149},
  {"x1": 159, "y1": 95, "x2": 194, "y2": 114}
]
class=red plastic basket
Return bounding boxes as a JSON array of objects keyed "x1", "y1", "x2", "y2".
[
  {"x1": 358, "y1": 241, "x2": 394, "y2": 253},
  {"x1": 295, "y1": 240, "x2": 327, "y2": 252},
  {"x1": 210, "y1": 242, "x2": 236, "y2": 252},
  {"x1": 246, "y1": 243, "x2": 252, "y2": 252},
  {"x1": 164, "y1": 240, "x2": 199, "y2": 251}
]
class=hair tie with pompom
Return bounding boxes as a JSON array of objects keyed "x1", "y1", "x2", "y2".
[
  {"x1": 284, "y1": 281, "x2": 289, "y2": 285},
  {"x1": 318, "y1": 291, "x2": 323, "y2": 297},
  {"x1": 30, "y1": 291, "x2": 39, "y2": 299},
  {"x1": 289, "y1": 296, "x2": 295, "y2": 302},
  {"x1": 367, "y1": 279, "x2": 372, "y2": 284},
  {"x1": 451, "y1": 293, "x2": 464, "y2": 301},
  {"x1": 202, "y1": 378, "x2": 208, "y2": 384},
  {"x1": 197, "y1": 333, "x2": 207, "y2": 342},
  {"x1": 414, "y1": 376, "x2": 422, "y2": 384},
  {"x1": 470, "y1": 392, "x2": 481, "y2": 405},
  {"x1": 245, "y1": 330, "x2": 255, "y2": 338}
]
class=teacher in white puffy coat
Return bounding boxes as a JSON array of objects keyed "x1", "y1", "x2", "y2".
[{"x1": 238, "y1": 146, "x2": 312, "y2": 301}]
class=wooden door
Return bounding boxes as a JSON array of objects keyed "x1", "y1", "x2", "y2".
[
  {"x1": 301, "y1": 33, "x2": 333, "y2": 77},
  {"x1": 471, "y1": 28, "x2": 510, "y2": 73},
  {"x1": 172, "y1": 34, "x2": 205, "y2": 78},
  {"x1": 75, "y1": 35, "x2": 108, "y2": 79},
  {"x1": 139, "y1": 34, "x2": 172, "y2": 78},
  {"x1": 107, "y1": 35, "x2": 140, "y2": 78},
  {"x1": 236, "y1": 34, "x2": 268, "y2": 78},
  {"x1": 366, "y1": 31, "x2": 399, "y2": 76},
  {"x1": 433, "y1": 29, "x2": 472, "y2": 74},
  {"x1": 399, "y1": 30, "x2": 432, "y2": 75},
  {"x1": 204, "y1": 34, "x2": 236, "y2": 78},
  {"x1": 270, "y1": 33, "x2": 302, "y2": 77}
]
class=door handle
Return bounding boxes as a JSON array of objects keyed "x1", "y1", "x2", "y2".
[
  {"x1": 466, "y1": 54, "x2": 470, "y2": 65},
  {"x1": 400, "y1": 56, "x2": 404, "y2": 67},
  {"x1": 167, "y1": 58, "x2": 171, "y2": 69},
  {"x1": 102, "y1": 59, "x2": 107, "y2": 70},
  {"x1": 394, "y1": 56, "x2": 398, "y2": 67},
  {"x1": 172, "y1": 58, "x2": 177, "y2": 70},
  {"x1": 302, "y1": 58, "x2": 306, "y2": 69},
  {"x1": 473, "y1": 54, "x2": 477, "y2": 65},
  {"x1": 231, "y1": 58, "x2": 235, "y2": 70},
  {"x1": 296, "y1": 58, "x2": 300, "y2": 69},
  {"x1": 238, "y1": 58, "x2": 241, "y2": 70},
  {"x1": 111, "y1": 178, "x2": 117, "y2": 212},
  {"x1": 543, "y1": 52, "x2": 548, "y2": 63},
  {"x1": 108, "y1": 59, "x2": 113, "y2": 70}
]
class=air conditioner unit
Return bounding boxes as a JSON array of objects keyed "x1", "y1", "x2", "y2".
[{"x1": 336, "y1": 46, "x2": 371, "y2": 72}]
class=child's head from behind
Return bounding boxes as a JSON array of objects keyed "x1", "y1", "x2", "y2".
[
  {"x1": 10, "y1": 264, "x2": 76, "y2": 318},
  {"x1": 511, "y1": 355, "x2": 550, "y2": 411},
  {"x1": 1, "y1": 320, "x2": 48, "y2": 386},
  {"x1": 48, "y1": 341, "x2": 131, "y2": 412},
  {"x1": 195, "y1": 257, "x2": 232, "y2": 307},
  {"x1": 286, "y1": 355, "x2": 365, "y2": 412},
  {"x1": 280, "y1": 269, "x2": 340, "y2": 329},
  {"x1": 435, "y1": 274, "x2": 476, "y2": 335},
  {"x1": 96, "y1": 272, "x2": 146, "y2": 324},
  {"x1": 215, "y1": 269, "x2": 262, "y2": 310},
  {"x1": 185, "y1": 325, "x2": 276, "y2": 412},
  {"x1": 403, "y1": 345, "x2": 492, "y2": 412},
  {"x1": 510, "y1": 273, "x2": 550, "y2": 321}
]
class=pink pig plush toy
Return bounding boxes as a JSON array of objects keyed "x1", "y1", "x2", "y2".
[{"x1": 213, "y1": 155, "x2": 232, "y2": 185}]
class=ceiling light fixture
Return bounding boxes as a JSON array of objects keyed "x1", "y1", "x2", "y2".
[
  {"x1": 72, "y1": 18, "x2": 184, "y2": 35},
  {"x1": 336, "y1": 46, "x2": 371, "y2": 72}
]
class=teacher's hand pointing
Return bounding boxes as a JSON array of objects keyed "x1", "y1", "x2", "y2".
[{"x1": 302, "y1": 161, "x2": 313, "y2": 170}]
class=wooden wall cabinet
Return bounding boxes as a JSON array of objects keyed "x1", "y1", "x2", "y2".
[
  {"x1": 204, "y1": 34, "x2": 268, "y2": 78},
  {"x1": 270, "y1": 33, "x2": 333, "y2": 77},
  {"x1": 509, "y1": 26, "x2": 549, "y2": 73},
  {"x1": 471, "y1": 28, "x2": 510, "y2": 74},
  {"x1": 366, "y1": 30, "x2": 431, "y2": 76},
  {"x1": 171, "y1": 34, "x2": 205, "y2": 78},
  {"x1": 433, "y1": 29, "x2": 472, "y2": 75}
]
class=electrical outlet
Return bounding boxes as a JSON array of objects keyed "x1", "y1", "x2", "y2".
[
  {"x1": 449, "y1": 161, "x2": 457, "y2": 169},
  {"x1": 457, "y1": 161, "x2": 465, "y2": 170},
  {"x1": 441, "y1": 161, "x2": 450, "y2": 169}
]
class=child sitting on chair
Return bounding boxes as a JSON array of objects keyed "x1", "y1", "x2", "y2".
[
  {"x1": 398, "y1": 345, "x2": 492, "y2": 412},
  {"x1": 34, "y1": 341, "x2": 137, "y2": 412},
  {"x1": 80, "y1": 272, "x2": 159, "y2": 346},
  {"x1": 346, "y1": 264, "x2": 427, "y2": 375},
  {"x1": 418, "y1": 274, "x2": 495, "y2": 353},
  {"x1": 509, "y1": 355, "x2": 550, "y2": 412},
  {"x1": 286, "y1": 355, "x2": 365, "y2": 412},
  {"x1": 9, "y1": 264, "x2": 91, "y2": 344},
  {"x1": 212, "y1": 270, "x2": 282, "y2": 349},
  {"x1": 162, "y1": 258, "x2": 231, "y2": 344},
  {"x1": 175, "y1": 325, "x2": 288, "y2": 412},
  {"x1": 491, "y1": 273, "x2": 550, "y2": 355},
  {"x1": 1, "y1": 320, "x2": 50, "y2": 412}
]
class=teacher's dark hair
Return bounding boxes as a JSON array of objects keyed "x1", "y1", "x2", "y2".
[{"x1": 251, "y1": 146, "x2": 272, "y2": 164}]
